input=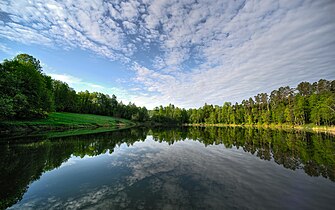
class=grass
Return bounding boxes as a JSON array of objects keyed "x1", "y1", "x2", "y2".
[{"x1": 0, "y1": 112, "x2": 136, "y2": 133}]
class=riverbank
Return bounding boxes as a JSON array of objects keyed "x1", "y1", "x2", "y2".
[
  {"x1": 0, "y1": 112, "x2": 136, "y2": 134},
  {"x1": 184, "y1": 123, "x2": 335, "y2": 135}
]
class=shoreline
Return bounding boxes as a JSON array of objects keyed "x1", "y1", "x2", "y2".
[
  {"x1": 2, "y1": 118, "x2": 334, "y2": 137},
  {"x1": 0, "y1": 123, "x2": 137, "y2": 134},
  {"x1": 184, "y1": 123, "x2": 335, "y2": 135}
]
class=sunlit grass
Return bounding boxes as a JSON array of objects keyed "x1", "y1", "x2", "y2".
[{"x1": 1, "y1": 112, "x2": 135, "y2": 129}]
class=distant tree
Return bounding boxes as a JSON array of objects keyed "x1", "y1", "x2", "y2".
[{"x1": 53, "y1": 80, "x2": 77, "y2": 112}]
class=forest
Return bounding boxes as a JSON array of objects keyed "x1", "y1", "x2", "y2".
[
  {"x1": 0, "y1": 54, "x2": 334, "y2": 126},
  {"x1": 153, "y1": 79, "x2": 335, "y2": 126},
  {"x1": 0, "y1": 54, "x2": 149, "y2": 122}
]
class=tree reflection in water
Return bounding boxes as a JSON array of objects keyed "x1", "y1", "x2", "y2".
[{"x1": 0, "y1": 127, "x2": 334, "y2": 209}]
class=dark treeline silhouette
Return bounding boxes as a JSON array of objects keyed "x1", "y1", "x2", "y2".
[
  {"x1": 0, "y1": 54, "x2": 149, "y2": 122},
  {"x1": 1, "y1": 54, "x2": 334, "y2": 126},
  {"x1": 1, "y1": 127, "x2": 334, "y2": 209},
  {"x1": 151, "y1": 79, "x2": 335, "y2": 126}
]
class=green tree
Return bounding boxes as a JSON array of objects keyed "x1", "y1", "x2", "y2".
[{"x1": 0, "y1": 54, "x2": 53, "y2": 119}]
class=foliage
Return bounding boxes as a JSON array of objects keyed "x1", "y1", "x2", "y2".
[
  {"x1": 150, "y1": 104, "x2": 188, "y2": 124},
  {"x1": 0, "y1": 55, "x2": 53, "y2": 119},
  {"x1": 0, "y1": 54, "x2": 148, "y2": 122},
  {"x1": 1, "y1": 54, "x2": 334, "y2": 126},
  {"x1": 152, "y1": 80, "x2": 335, "y2": 126}
]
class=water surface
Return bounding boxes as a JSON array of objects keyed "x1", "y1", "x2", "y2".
[{"x1": 1, "y1": 127, "x2": 334, "y2": 209}]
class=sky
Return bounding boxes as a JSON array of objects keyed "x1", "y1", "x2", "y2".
[{"x1": 0, "y1": 0, "x2": 334, "y2": 109}]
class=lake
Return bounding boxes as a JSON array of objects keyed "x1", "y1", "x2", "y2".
[{"x1": 1, "y1": 127, "x2": 334, "y2": 209}]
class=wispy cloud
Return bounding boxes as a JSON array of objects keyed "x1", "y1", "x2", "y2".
[
  {"x1": 48, "y1": 73, "x2": 82, "y2": 85},
  {"x1": 1, "y1": 0, "x2": 334, "y2": 108},
  {"x1": 49, "y1": 73, "x2": 132, "y2": 103},
  {"x1": 0, "y1": 43, "x2": 11, "y2": 54}
]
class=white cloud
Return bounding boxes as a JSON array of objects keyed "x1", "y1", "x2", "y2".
[
  {"x1": 48, "y1": 73, "x2": 132, "y2": 103},
  {"x1": 1, "y1": 0, "x2": 334, "y2": 108},
  {"x1": 0, "y1": 0, "x2": 130, "y2": 61},
  {"x1": 119, "y1": 0, "x2": 140, "y2": 20},
  {"x1": 0, "y1": 43, "x2": 11, "y2": 54},
  {"x1": 48, "y1": 73, "x2": 82, "y2": 85},
  {"x1": 129, "y1": 0, "x2": 335, "y2": 108}
]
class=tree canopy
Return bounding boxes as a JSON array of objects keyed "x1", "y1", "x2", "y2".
[
  {"x1": 1, "y1": 54, "x2": 334, "y2": 126},
  {"x1": 0, "y1": 54, "x2": 148, "y2": 122},
  {"x1": 150, "y1": 80, "x2": 334, "y2": 126}
]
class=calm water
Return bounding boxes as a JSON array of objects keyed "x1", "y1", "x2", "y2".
[{"x1": 0, "y1": 127, "x2": 334, "y2": 209}]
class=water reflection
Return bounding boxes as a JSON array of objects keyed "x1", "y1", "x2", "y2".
[
  {"x1": 153, "y1": 127, "x2": 335, "y2": 181},
  {"x1": 0, "y1": 127, "x2": 334, "y2": 209}
]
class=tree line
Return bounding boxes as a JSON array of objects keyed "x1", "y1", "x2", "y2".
[
  {"x1": 151, "y1": 79, "x2": 335, "y2": 126},
  {"x1": 1, "y1": 54, "x2": 334, "y2": 126},
  {"x1": 0, "y1": 54, "x2": 149, "y2": 121}
]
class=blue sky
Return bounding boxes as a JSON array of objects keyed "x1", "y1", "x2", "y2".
[{"x1": 0, "y1": 0, "x2": 334, "y2": 109}]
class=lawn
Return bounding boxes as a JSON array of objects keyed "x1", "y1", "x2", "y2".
[{"x1": 0, "y1": 112, "x2": 136, "y2": 132}]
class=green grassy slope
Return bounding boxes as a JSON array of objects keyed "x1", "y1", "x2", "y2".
[{"x1": 0, "y1": 112, "x2": 136, "y2": 133}]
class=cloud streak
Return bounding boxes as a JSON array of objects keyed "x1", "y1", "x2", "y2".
[
  {"x1": 49, "y1": 73, "x2": 132, "y2": 102},
  {"x1": 1, "y1": 0, "x2": 334, "y2": 108}
]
